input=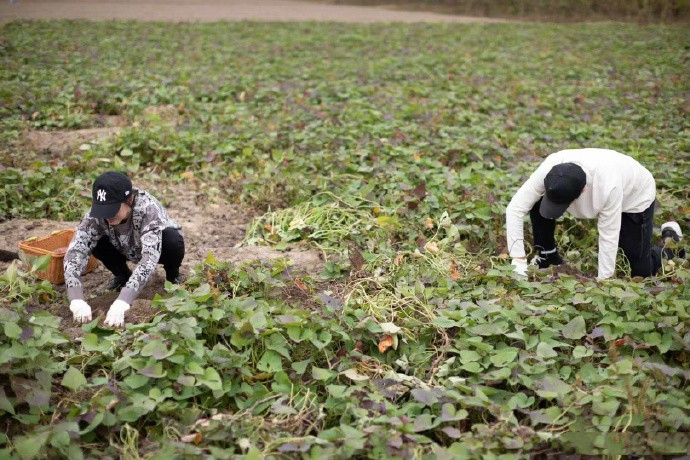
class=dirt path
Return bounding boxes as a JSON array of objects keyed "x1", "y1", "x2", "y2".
[{"x1": 0, "y1": 0, "x2": 507, "y2": 24}]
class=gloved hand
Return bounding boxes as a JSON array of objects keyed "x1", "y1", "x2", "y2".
[
  {"x1": 104, "y1": 299, "x2": 130, "y2": 328},
  {"x1": 511, "y1": 258, "x2": 528, "y2": 278},
  {"x1": 69, "y1": 299, "x2": 93, "y2": 323}
]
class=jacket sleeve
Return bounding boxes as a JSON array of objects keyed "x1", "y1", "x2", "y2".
[
  {"x1": 64, "y1": 217, "x2": 104, "y2": 302},
  {"x1": 116, "y1": 205, "x2": 166, "y2": 305},
  {"x1": 506, "y1": 160, "x2": 552, "y2": 259},
  {"x1": 596, "y1": 187, "x2": 623, "y2": 280}
]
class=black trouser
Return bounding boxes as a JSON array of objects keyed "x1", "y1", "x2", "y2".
[
  {"x1": 530, "y1": 198, "x2": 661, "y2": 277},
  {"x1": 92, "y1": 228, "x2": 185, "y2": 281}
]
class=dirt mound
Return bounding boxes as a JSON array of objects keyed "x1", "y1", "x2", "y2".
[{"x1": 21, "y1": 116, "x2": 126, "y2": 157}]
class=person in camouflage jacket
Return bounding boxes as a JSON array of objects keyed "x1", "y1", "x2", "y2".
[{"x1": 64, "y1": 171, "x2": 184, "y2": 327}]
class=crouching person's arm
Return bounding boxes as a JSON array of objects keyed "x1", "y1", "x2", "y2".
[{"x1": 64, "y1": 218, "x2": 104, "y2": 323}]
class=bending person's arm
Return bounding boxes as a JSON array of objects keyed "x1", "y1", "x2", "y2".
[
  {"x1": 596, "y1": 187, "x2": 623, "y2": 280},
  {"x1": 506, "y1": 160, "x2": 553, "y2": 261}
]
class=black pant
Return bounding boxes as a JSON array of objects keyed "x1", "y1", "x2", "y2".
[
  {"x1": 530, "y1": 198, "x2": 661, "y2": 277},
  {"x1": 92, "y1": 228, "x2": 185, "y2": 281}
]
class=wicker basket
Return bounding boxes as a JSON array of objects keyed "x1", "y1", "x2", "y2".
[{"x1": 18, "y1": 229, "x2": 99, "y2": 284}]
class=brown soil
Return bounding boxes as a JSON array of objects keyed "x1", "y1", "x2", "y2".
[{"x1": 0, "y1": 0, "x2": 507, "y2": 24}]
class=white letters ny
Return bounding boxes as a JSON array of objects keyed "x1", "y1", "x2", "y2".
[{"x1": 97, "y1": 189, "x2": 107, "y2": 202}]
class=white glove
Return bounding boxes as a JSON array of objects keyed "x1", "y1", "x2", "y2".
[
  {"x1": 104, "y1": 299, "x2": 130, "y2": 328},
  {"x1": 511, "y1": 258, "x2": 528, "y2": 278},
  {"x1": 69, "y1": 299, "x2": 93, "y2": 324}
]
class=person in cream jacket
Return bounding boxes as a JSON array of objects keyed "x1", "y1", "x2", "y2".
[{"x1": 506, "y1": 148, "x2": 683, "y2": 280}]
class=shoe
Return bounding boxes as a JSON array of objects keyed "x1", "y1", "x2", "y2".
[
  {"x1": 661, "y1": 221, "x2": 683, "y2": 242},
  {"x1": 166, "y1": 272, "x2": 185, "y2": 285},
  {"x1": 531, "y1": 249, "x2": 563, "y2": 269},
  {"x1": 106, "y1": 275, "x2": 130, "y2": 291},
  {"x1": 661, "y1": 221, "x2": 686, "y2": 259}
]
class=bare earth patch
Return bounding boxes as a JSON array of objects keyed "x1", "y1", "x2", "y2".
[
  {"x1": 23, "y1": 127, "x2": 122, "y2": 157},
  {"x1": 0, "y1": 182, "x2": 324, "y2": 338},
  {"x1": 17, "y1": 105, "x2": 186, "y2": 159},
  {"x1": 20, "y1": 115, "x2": 126, "y2": 158}
]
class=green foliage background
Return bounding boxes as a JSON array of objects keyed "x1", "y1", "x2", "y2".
[{"x1": 0, "y1": 21, "x2": 689, "y2": 458}]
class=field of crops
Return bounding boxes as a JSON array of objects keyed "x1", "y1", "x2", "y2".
[{"x1": 1, "y1": 20, "x2": 689, "y2": 458}]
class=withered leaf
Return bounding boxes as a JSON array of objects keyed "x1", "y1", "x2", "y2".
[
  {"x1": 349, "y1": 247, "x2": 365, "y2": 271},
  {"x1": 378, "y1": 334, "x2": 394, "y2": 353},
  {"x1": 411, "y1": 182, "x2": 427, "y2": 200}
]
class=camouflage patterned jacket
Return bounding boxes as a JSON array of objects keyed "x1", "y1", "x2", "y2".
[{"x1": 64, "y1": 189, "x2": 181, "y2": 305}]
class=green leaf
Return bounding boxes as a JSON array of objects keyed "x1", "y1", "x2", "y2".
[
  {"x1": 139, "y1": 362, "x2": 166, "y2": 378},
  {"x1": 380, "y1": 322, "x2": 401, "y2": 334},
  {"x1": 291, "y1": 359, "x2": 311, "y2": 375},
  {"x1": 311, "y1": 367, "x2": 336, "y2": 381},
  {"x1": 117, "y1": 404, "x2": 150, "y2": 423},
  {"x1": 0, "y1": 388, "x2": 15, "y2": 415},
  {"x1": 257, "y1": 350, "x2": 282, "y2": 373},
  {"x1": 82, "y1": 333, "x2": 110, "y2": 352},
  {"x1": 411, "y1": 389, "x2": 439, "y2": 406},
  {"x1": 469, "y1": 322, "x2": 508, "y2": 336},
  {"x1": 592, "y1": 398, "x2": 620, "y2": 416},
  {"x1": 459, "y1": 350, "x2": 481, "y2": 363},
  {"x1": 230, "y1": 322, "x2": 255, "y2": 348},
  {"x1": 79, "y1": 412, "x2": 104, "y2": 435},
  {"x1": 536, "y1": 342, "x2": 557, "y2": 359},
  {"x1": 440, "y1": 403, "x2": 468, "y2": 422},
  {"x1": 186, "y1": 362, "x2": 205, "y2": 375},
  {"x1": 489, "y1": 347, "x2": 518, "y2": 367},
  {"x1": 461, "y1": 362, "x2": 482, "y2": 373},
  {"x1": 248, "y1": 312, "x2": 268, "y2": 330},
  {"x1": 432, "y1": 317, "x2": 460, "y2": 328},
  {"x1": 309, "y1": 330, "x2": 332, "y2": 350},
  {"x1": 537, "y1": 375, "x2": 572, "y2": 399},
  {"x1": 413, "y1": 413, "x2": 439, "y2": 432},
  {"x1": 13, "y1": 432, "x2": 49, "y2": 460},
  {"x1": 572, "y1": 345, "x2": 592, "y2": 359},
  {"x1": 61, "y1": 367, "x2": 87, "y2": 391},
  {"x1": 265, "y1": 333, "x2": 291, "y2": 360},
  {"x1": 123, "y1": 374, "x2": 149, "y2": 390},
  {"x1": 200, "y1": 367, "x2": 223, "y2": 391},
  {"x1": 341, "y1": 368, "x2": 369, "y2": 381},
  {"x1": 287, "y1": 326, "x2": 313, "y2": 343},
  {"x1": 50, "y1": 429, "x2": 70, "y2": 448},
  {"x1": 562, "y1": 316, "x2": 586, "y2": 340},
  {"x1": 140, "y1": 340, "x2": 167, "y2": 358},
  {"x1": 327, "y1": 384, "x2": 351, "y2": 398},
  {"x1": 4, "y1": 322, "x2": 22, "y2": 339},
  {"x1": 176, "y1": 375, "x2": 196, "y2": 387}
]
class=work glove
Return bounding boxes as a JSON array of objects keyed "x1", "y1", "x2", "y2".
[
  {"x1": 104, "y1": 299, "x2": 130, "y2": 328},
  {"x1": 69, "y1": 299, "x2": 93, "y2": 324},
  {"x1": 511, "y1": 258, "x2": 528, "y2": 279}
]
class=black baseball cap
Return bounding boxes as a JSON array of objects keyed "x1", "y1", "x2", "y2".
[
  {"x1": 90, "y1": 171, "x2": 133, "y2": 219},
  {"x1": 540, "y1": 163, "x2": 586, "y2": 219}
]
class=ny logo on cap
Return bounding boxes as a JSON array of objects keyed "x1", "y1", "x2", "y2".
[{"x1": 97, "y1": 189, "x2": 107, "y2": 202}]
